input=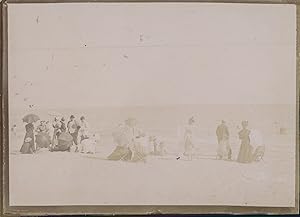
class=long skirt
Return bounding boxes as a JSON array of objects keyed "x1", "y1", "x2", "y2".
[
  {"x1": 237, "y1": 143, "x2": 253, "y2": 163},
  {"x1": 184, "y1": 138, "x2": 194, "y2": 156},
  {"x1": 36, "y1": 132, "x2": 51, "y2": 148},
  {"x1": 20, "y1": 133, "x2": 35, "y2": 154},
  {"x1": 107, "y1": 146, "x2": 132, "y2": 161},
  {"x1": 50, "y1": 140, "x2": 72, "y2": 152},
  {"x1": 20, "y1": 142, "x2": 35, "y2": 154}
]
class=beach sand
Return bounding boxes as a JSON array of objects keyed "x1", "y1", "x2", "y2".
[{"x1": 9, "y1": 132, "x2": 295, "y2": 207}]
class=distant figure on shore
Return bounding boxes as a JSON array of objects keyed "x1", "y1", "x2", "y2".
[
  {"x1": 20, "y1": 123, "x2": 35, "y2": 154},
  {"x1": 11, "y1": 124, "x2": 17, "y2": 137},
  {"x1": 184, "y1": 117, "x2": 196, "y2": 160},
  {"x1": 237, "y1": 121, "x2": 253, "y2": 163},
  {"x1": 67, "y1": 115, "x2": 80, "y2": 148},
  {"x1": 79, "y1": 116, "x2": 90, "y2": 142},
  {"x1": 216, "y1": 120, "x2": 231, "y2": 160}
]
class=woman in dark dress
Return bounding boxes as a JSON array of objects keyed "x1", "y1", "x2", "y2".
[
  {"x1": 237, "y1": 121, "x2": 253, "y2": 163},
  {"x1": 20, "y1": 123, "x2": 35, "y2": 154}
]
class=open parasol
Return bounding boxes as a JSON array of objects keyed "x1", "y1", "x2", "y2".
[{"x1": 22, "y1": 113, "x2": 40, "y2": 123}]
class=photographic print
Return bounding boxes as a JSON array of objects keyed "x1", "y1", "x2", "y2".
[{"x1": 6, "y1": 1, "x2": 297, "y2": 209}]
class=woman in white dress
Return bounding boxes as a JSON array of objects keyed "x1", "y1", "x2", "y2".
[
  {"x1": 79, "y1": 116, "x2": 90, "y2": 142},
  {"x1": 184, "y1": 117, "x2": 196, "y2": 160}
]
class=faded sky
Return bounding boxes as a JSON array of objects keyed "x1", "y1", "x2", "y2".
[{"x1": 8, "y1": 3, "x2": 296, "y2": 109}]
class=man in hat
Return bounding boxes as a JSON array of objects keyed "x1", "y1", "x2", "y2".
[
  {"x1": 68, "y1": 115, "x2": 80, "y2": 147},
  {"x1": 216, "y1": 120, "x2": 231, "y2": 160},
  {"x1": 52, "y1": 117, "x2": 62, "y2": 146},
  {"x1": 60, "y1": 117, "x2": 67, "y2": 133}
]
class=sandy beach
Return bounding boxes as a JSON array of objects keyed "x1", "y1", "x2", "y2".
[{"x1": 9, "y1": 131, "x2": 295, "y2": 207}]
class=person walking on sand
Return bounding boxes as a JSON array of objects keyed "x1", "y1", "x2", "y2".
[
  {"x1": 184, "y1": 117, "x2": 196, "y2": 160},
  {"x1": 216, "y1": 120, "x2": 232, "y2": 160},
  {"x1": 237, "y1": 120, "x2": 253, "y2": 163}
]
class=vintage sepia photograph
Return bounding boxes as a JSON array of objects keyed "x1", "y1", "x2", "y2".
[{"x1": 3, "y1": 1, "x2": 298, "y2": 214}]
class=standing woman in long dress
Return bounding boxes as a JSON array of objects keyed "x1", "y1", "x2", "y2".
[
  {"x1": 184, "y1": 117, "x2": 196, "y2": 160},
  {"x1": 20, "y1": 122, "x2": 35, "y2": 154},
  {"x1": 237, "y1": 121, "x2": 253, "y2": 163},
  {"x1": 79, "y1": 116, "x2": 90, "y2": 142}
]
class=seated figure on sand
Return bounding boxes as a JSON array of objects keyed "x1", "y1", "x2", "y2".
[
  {"x1": 249, "y1": 129, "x2": 265, "y2": 162},
  {"x1": 148, "y1": 136, "x2": 166, "y2": 156},
  {"x1": 108, "y1": 118, "x2": 147, "y2": 162},
  {"x1": 78, "y1": 133, "x2": 99, "y2": 154},
  {"x1": 49, "y1": 131, "x2": 73, "y2": 152}
]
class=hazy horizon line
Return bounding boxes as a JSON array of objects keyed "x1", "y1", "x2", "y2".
[{"x1": 9, "y1": 103, "x2": 296, "y2": 111}]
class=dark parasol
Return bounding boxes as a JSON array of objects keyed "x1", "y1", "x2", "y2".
[{"x1": 22, "y1": 113, "x2": 40, "y2": 123}]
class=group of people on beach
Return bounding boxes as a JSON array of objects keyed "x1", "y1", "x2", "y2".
[
  {"x1": 183, "y1": 117, "x2": 265, "y2": 163},
  {"x1": 20, "y1": 115, "x2": 92, "y2": 154},
  {"x1": 18, "y1": 113, "x2": 265, "y2": 164}
]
